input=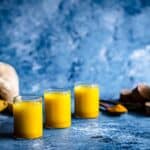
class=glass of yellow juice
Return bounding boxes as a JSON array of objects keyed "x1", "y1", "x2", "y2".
[
  {"x1": 13, "y1": 96, "x2": 43, "y2": 139},
  {"x1": 74, "y1": 84, "x2": 100, "y2": 118},
  {"x1": 44, "y1": 89, "x2": 71, "y2": 128}
]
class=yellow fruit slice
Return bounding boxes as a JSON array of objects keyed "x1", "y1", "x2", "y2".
[{"x1": 0, "y1": 99, "x2": 8, "y2": 112}]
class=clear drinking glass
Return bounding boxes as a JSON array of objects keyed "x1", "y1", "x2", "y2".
[
  {"x1": 13, "y1": 95, "x2": 43, "y2": 139},
  {"x1": 74, "y1": 84, "x2": 100, "y2": 118},
  {"x1": 44, "y1": 89, "x2": 71, "y2": 128}
]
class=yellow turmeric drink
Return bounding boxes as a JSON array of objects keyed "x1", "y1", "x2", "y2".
[
  {"x1": 74, "y1": 84, "x2": 99, "y2": 118},
  {"x1": 44, "y1": 90, "x2": 71, "y2": 128},
  {"x1": 13, "y1": 96, "x2": 43, "y2": 139}
]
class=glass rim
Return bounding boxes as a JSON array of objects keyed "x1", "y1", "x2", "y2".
[
  {"x1": 44, "y1": 88, "x2": 70, "y2": 94},
  {"x1": 74, "y1": 83, "x2": 99, "y2": 88},
  {"x1": 14, "y1": 95, "x2": 42, "y2": 103}
]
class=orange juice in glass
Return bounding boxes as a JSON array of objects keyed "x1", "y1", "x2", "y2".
[
  {"x1": 74, "y1": 84, "x2": 99, "y2": 118},
  {"x1": 13, "y1": 96, "x2": 43, "y2": 139},
  {"x1": 44, "y1": 89, "x2": 71, "y2": 128}
]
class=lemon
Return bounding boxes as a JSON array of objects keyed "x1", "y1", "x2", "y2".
[{"x1": 0, "y1": 99, "x2": 8, "y2": 112}]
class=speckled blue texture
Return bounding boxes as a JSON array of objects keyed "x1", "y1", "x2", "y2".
[
  {"x1": 0, "y1": 0, "x2": 150, "y2": 99},
  {"x1": 0, "y1": 1, "x2": 150, "y2": 149},
  {"x1": 0, "y1": 113, "x2": 150, "y2": 150}
]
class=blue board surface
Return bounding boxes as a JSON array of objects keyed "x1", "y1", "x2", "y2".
[{"x1": 0, "y1": 113, "x2": 150, "y2": 150}]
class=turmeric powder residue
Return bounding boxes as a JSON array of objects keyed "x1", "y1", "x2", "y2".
[{"x1": 107, "y1": 104, "x2": 128, "y2": 113}]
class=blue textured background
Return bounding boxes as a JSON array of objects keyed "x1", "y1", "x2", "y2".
[
  {"x1": 0, "y1": 1, "x2": 150, "y2": 149},
  {"x1": 0, "y1": 0, "x2": 150, "y2": 99}
]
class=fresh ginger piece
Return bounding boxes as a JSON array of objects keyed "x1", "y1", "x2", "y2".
[{"x1": 0, "y1": 99, "x2": 8, "y2": 112}]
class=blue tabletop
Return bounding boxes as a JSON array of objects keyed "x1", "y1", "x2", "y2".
[{"x1": 0, "y1": 113, "x2": 150, "y2": 150}]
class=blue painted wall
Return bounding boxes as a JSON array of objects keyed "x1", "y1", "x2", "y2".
[{"x1": 0, "y1": 0, "x2": 150, "y2": 99}]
